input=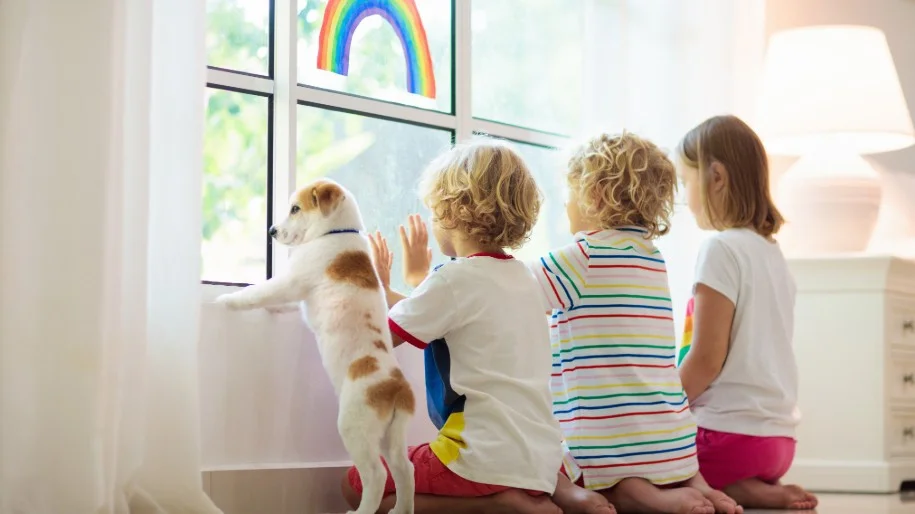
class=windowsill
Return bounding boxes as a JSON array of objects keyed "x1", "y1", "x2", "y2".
[{"x1": 200, "y1": 282, "x2": 245, "y2": 303}]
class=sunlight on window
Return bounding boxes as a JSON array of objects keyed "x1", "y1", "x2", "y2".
[
  {"x1": 202, "y1": 88, "x2": 269, "y2": 283},
  {"x1": 471, "y1": 0, "x2": 584, "y2": 134},
  {"x1": 206, "y1": 0, "x2": 271, "y2": 76},
  {"x1": 296, "y1": 107, "x2": 452, "y2": 291}
]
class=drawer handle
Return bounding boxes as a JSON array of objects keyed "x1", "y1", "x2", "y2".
[
  {"x1": 904, "y1": 427, "x2": 915, "y2": 439},
  {"x1": 905, "y1": 374, "x2": 915, "y2": 385},
  {"x1": 905, "y1": 320, "x2": 915, "y2": 333}
]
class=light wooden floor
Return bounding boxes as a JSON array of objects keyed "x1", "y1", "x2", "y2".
[{"x1": 746, "y1": 493, "x2": 915, "y2": 513}]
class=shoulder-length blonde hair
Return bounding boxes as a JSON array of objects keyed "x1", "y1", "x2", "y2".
[{"x1": 677, "y1": 115, "x2": 784, "y2": 237}]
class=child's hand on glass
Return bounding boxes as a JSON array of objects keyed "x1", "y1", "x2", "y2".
[
  {"x1": 368, "y1": 231, "x2": 393, "y2": 290},
  {"x1": 399, "y1": 214, "x2": 432, "y2": 288}
]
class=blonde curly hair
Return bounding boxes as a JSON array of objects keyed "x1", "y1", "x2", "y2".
[
  {"x1": 567, "y1": 132, "x2": 676, "y2": 239},
  {"x1": 421, "y1": 138, "x2": 541, "y2": 250}
]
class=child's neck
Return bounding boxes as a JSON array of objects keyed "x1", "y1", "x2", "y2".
[{"x1": 452, "y1": 239, "x2": 506, "y2": 258}]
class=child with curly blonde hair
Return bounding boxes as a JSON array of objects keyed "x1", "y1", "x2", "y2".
[
  {"x1": 349, "y1": 139, "x2": 571, "y2": 514},
  {"x1": 529, "y1": 133, "x2": 742, "y2": 514}
]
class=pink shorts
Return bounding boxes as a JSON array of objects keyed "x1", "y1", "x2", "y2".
[
  {"x1": 348, "y1": 443, "x2": 546, "y2": 497},
  {"x1": 696, "y1": 427, "x2": 796, "y2": 490}
]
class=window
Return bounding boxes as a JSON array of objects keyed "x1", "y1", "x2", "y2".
[
  {"x1": 206, "y1": 0, "x2": 272, "y2": 76},
  {"x1": 202, "y1": 88, "x2": 271, "y2": 283},
  {"x1": 204, "y1": 0, "x2": 582, "y2": 285},
  {"x1": 471, "y1": 0, "x2": 584, "y2": 134}
]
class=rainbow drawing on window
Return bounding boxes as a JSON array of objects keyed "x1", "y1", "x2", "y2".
[
  {"x1": 316, "y1": 0, "x2": 437, "y2": 99},
  {"x1": 677, "y1": 297, "x2": 694, "y2": 367}
]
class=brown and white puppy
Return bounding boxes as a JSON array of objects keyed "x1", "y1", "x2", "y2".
[{"x1": 215, "y1": 179, "x2": 415, "y2": 514}]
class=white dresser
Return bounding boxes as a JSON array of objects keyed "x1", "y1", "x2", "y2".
[{"x1": 784, "y1": 256, "x2": 915, "y2": 493}]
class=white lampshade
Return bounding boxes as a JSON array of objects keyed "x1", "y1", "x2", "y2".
[{"x1": 759, "y1": 25, "x2": 915, "y2": 155}]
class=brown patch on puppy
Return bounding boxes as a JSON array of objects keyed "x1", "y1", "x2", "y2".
[
  {"x1": 367, "y1": 323, "x2": 382, "y2": 334},
  {"x1": 313, "y1": 182, "x2": 344, "y2": 216},
  {"x1": 292, "y1": 180, "x2": 344, "y2": 216},
  {"x1": 364, "y1": 312, "x2": 372, "y2": 320},
  {"x1": 373, "y1": 340, "x2": 388, "y2": 352},
  {"x1": 348, "y1": 355, "x2": 380, "y2": 380},
  {"x1": 326, "y1": 251, "x2": 380, "y2": 289},
  {"x1": 366, "y1": 368, "x2": 416, "y2": 418}
]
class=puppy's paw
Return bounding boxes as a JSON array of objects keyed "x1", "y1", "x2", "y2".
[{"x1": 214, "y1": 294, "x2": 244, "y2": 310}]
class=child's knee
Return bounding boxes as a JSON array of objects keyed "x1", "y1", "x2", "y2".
[{"x1": 341, "y1": 471, "x2": 360, "y2": 508}]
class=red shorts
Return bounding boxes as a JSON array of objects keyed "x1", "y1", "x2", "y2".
[
  {"x1": 348, "y1": 443, "x2": 546, "y2": 497},
  {"x1": 696, "y1": 427, "x2": 796, "y2": 490}
]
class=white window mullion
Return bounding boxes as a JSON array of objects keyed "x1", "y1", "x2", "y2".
[
  {"x1": 206, "y1": 68, "x2": 274, "y2": 94},
  {"x1": 272, "y1": 0, "x2": 298, "y2": 278},
  {"x1": 454, "y1": 0, "x2": 473, "y2": 143},
  {"x1": 297, "y1": 87, "x2": 457, "y2": 130},
  {"x1": 471, "y1": 119, "x2": 569, "y2": 149}
]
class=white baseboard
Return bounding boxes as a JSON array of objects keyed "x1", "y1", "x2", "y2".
[
  {"x1": 783, "y1": 459, "x2": 915, "y2": 493},
  {"x1": 203, "y1": 465, "x2": 351, "y2": 514}
]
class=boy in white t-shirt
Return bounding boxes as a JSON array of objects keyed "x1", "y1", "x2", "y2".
[
  {"x1": 344, "y1": 139, "x2": 583, "y2": 514},
  {"x1": 676, "y1": 116, "x2": 818, "y2": 510}
]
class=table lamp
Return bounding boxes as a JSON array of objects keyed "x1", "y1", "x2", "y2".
[{"x1": 758, "y1": 25, "x2": 915, "y2": 254}]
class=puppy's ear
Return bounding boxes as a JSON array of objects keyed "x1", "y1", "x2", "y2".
[{"x1": 312, "y1": 182, "x2": 344, "y2": 216}]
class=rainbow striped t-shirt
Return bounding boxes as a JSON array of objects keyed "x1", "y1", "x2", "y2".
[{"x1": 531, "y1": 228, "x2": 699, "y2": 490}]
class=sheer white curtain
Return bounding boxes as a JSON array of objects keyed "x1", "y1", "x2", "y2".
[
  {"x1": 583, "y1": 0, "x2": 767, "y2": 338},
  {"x1": 0, "y1": 1, "x2": 220, "y2": 513}
]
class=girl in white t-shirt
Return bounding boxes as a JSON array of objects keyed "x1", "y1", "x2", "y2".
[{"x1": 676, "y1": 115, "x2": 818, "y2": 510}]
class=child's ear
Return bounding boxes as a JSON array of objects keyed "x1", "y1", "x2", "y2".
[{"x1": 709, "y1": 161, "x2": 727, "y2": 193}]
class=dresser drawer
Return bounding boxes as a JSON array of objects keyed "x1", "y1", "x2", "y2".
[
  {"x1": 890, "y1": 357, "x2": 915, "y2": 404},
  {"x1": 889, "y1": 410, "x2": 915, "y2": 457},
  {"x1": 887, "y1": 295, "x2": 915, "y2": 349}
]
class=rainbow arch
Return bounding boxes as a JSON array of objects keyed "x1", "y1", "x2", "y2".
[{"x1": 316, "y1": 0, "x2": 437, "y2": 99}]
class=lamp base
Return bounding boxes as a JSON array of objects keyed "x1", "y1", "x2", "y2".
[{"x1": 776, "y1": 153, "x2": 882, "y2": 255}]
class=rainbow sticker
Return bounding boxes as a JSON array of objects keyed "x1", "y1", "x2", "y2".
[
  {"x1": 316, "y1": 0, "x2": 437, "y2": 99},
  {"x1": 677, "y1": 297, "x2": 694, "y2": 367}
]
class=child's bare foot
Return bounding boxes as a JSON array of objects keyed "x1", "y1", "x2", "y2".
[
  {"x1": 493, "y1": 489, "x2": 563, "y2": 514},
  {"x1": 781, "y1": 484, "x2": 818, "y2": 510},
  {"x1": 605, "y1": 478, "x2": 714, "y2": 514},
  {"x1": 552, "y1": 473, "x2": 616, "y2": 514},
  {"x1": 724, "y1": 478, "x2": 818, "y2": 510},
  {"x1": 684, "y1": 474, "x2": 743, "y2": 514}
]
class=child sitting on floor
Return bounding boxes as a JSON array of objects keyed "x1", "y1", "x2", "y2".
[
  {"x1": 676, "y1": 115, "x2": 818, "y2": 511},
  {"x1": 528, "y1": 133, "x2": 741, "y2": 514},
  {"x1": 348, "y1": 139, "x2": 578, "y2": 514}
]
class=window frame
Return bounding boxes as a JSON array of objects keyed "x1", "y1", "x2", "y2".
[{"x1": 205, "y1": 0, "x2": 576, "y2": 285}]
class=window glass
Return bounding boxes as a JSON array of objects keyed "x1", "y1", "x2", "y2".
[
  {"x1": 297, "y1": 107, "x2": 453, "y2": 291},
  {"x1": 206, "y1": 0, "x2": 271, "y2": 76},
  {"x1": 298, "y1": 0, "x2": 452, "y2": 112},
  {"x1": 202, "y1": 88, "x2": 270, "y2": 283},
  {"x1": 509, "y1": 142, "x2": 570, "y2": 262},
  {"x1": 471, "y1": 0, "x2": 583, "y2": 134}
]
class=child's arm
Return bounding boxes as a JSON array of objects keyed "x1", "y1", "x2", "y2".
[
  {"x1": 400, "y1": 214, "x2": 433, "y2": 288},
  {"x1": 369, "y1": 229, "x2": 456, "y2": 349},
  {"x1": 679, "y1": 283, "x2": 736, "y2": 402},
  {"x1": 526, "y1": 242, "x2": 589, "y2": 315},
  {"x1": 368, "y1": 231, "x2": 407, "y2": 310},
  {"x1": 678, "y1": 237, "x2": 740, "y2": 402}
]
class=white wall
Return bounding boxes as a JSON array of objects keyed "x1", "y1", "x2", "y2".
[
  {"x1": 197, "y1": 284, "x2": 437, "y2": 469},
  {"x1": 765, "y1": 0, "x2": 915, "y2": 257}
]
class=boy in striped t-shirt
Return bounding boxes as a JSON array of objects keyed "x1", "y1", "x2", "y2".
[{"x1": 531, "y1": 133, "x2": 742, "y2": 514}]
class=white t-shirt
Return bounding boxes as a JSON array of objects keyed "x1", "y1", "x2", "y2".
[
  {"x1": 690, "y1": 228, "x2": 801, "y2": 438},
  {"x1": 387, "y1": 253, "x2": 563, "y2": 493}
]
